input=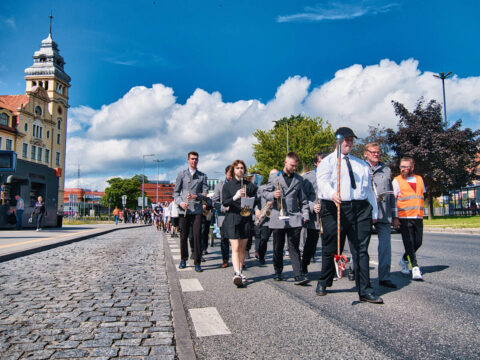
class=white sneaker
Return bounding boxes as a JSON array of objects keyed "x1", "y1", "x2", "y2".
[
  {"x1": 233, "y1": 274, "x2": 243, "y2": 287},
  {"x1": 399, "y1": 258, "x2": 410, "y2": 274},
  {"x1": 240, "y1": 273, "x2": 247, "y2": 284},
  {"x1": 412, "y1": 266, "x2": 423, "y2": 280}
]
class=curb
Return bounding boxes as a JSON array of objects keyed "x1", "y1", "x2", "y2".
[
  {"x1": 0, "y1": 224, "x2": 150, "y2": 263},
  {"x1": 163, "y1": 234, "x2": 197, "y2": 360}
]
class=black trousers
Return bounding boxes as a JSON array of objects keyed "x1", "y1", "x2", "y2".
[
  {"x1": 399, "y1": 218, "x2": 423, "y2": 267},
  {"x1": 255, "y1": 225, "x2": 272, "y2": 260},
  {"x1": 318, "y1": 200, "x2": 374, "y2": 297},
  {"x1": 179, "y1": 214, "x2": 202, "y2": 265},
  {"x1": 220, "y1": 233, "x2": 230, "y2": 262},
  {"x1": 302, "y1": 228, "x2": 320, "y2": 270},
  {"x1": 272, "y1": 227, "x2": 302, "y2": 277},
  {"x1": 201, "y1": 216, "x2": 209, "y2": 251}
]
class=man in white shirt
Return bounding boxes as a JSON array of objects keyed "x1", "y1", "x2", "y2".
[{"x1": 315, "y1": 127, "x2": 382, "y2": 304}]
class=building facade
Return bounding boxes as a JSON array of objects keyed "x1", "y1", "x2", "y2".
[
  {"x1": 142, "y1": 182, "x2": 174, "y2": 204},
  {"x1": 0, "y1": 30, "x2": 70, "y2": 212},
  {"x1": 64, "y1": 188, "x2": 105, "y2": 216}
]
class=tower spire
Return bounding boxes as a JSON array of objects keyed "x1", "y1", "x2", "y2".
[{"x1": 49, "y1": 11, "x2": 53, "y2": 36}]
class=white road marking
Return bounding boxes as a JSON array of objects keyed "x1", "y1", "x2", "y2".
[
  {"x1": 177, "y1": 267, "x2": 193, "y2": 272},
  {"x1": 180, "y1": 278, "x2": 204, "y2": 292},
  {"x1": 189, "y1": 307, "x2": 231, "y2": 337},
  {"x1": 172, "y1": 255, "x2": 181, "y2": 260},
  {"x1": 369, "y1": 260, "x2": 378, "y2": 266},
  {"x1": 170, "y1": 249, "x2": 180, "y2": 253}
]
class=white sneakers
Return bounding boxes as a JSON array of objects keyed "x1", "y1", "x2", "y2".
[
  {"x1": 233, "y1": 274, "x2": 243, "y2": 287},
  {"x1": 399, "y1": 258, "x2": 410, "y2": 274},
  {"x1": 412, "y1": 266, "x2": 423, "y2": 280}
]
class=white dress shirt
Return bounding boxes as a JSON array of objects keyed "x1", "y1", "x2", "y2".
[{"x1": 316, "y1": 151, "x2": 378, "y2": 220}]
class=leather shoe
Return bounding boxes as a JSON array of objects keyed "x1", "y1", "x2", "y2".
[
  {"x1": 359, "y1": 293, "x2": 384, "y2": 304},
  {"x1": 259, "y1": 258, "x2": 266, "y2": 266},
  {"x1": 379, "y1": 280, "x2": 397, "y2": 288},
  {"x1": 195, "y1": 264, "x2": 203, "y2": 272},
  {"x1": 273, "y1": 273, "x2": 282, "y2": 281},
  {"x1": 221, "y1": 261, "x2": 229, "y2": 268},
  {"x1": 316, "y1": 284, "x2": 327, "y2": 296},
  {"x1": 347, "y1": 269, "x2": 355, "y2": 281},
  {"x1": 178, "y1": 260, "x2": 186, "y2": 269},
  {"x1": 294, "y1": 276, "x2": 309, "y2": 286}
]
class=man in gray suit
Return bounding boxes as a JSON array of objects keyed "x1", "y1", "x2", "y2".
[
  {"x1": 263, "y1": 152, "x2": 310, "y2": 285},
  {"x1": 212, "y1": 165, "x2": 232, "y2": 268},
  {"x1": 301, "y1": 152, "x2": 326, "y2": 274},
  {"x1": 173, "y1": 151, "x2": 208, "y2": 272}
]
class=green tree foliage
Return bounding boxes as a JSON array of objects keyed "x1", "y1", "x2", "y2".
[
  {"x1": 350, "y1": 124, "x2": 393, "y2": 165},
  {"x1": 101, "y1": 175, "x2": 146, "y2": 209},
  {"x1": 387, "y1": 98, "x2": 480, "y2": 219},
  {"x1": 250, "y1": 115, "x2": 334, "y2": 180}
]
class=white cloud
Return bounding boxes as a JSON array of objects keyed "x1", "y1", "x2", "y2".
[
  {"x1": 277, "y1": 1, "x2": 399, "y2": 23},
  {"x1": 67, "y1": 58, "x2": 480, "y2": 190},
  {"x1": 1, "y1": 16, "x2": 16, "y2": 29}
]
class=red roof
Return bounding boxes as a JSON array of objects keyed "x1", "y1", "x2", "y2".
[{"x1": 0, "y1": 95, "x2": 29, "y2": 115}]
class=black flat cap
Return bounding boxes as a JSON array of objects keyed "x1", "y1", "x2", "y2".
[{"x1": 335, "y1": 127, "x2": 358, "y2": 138}]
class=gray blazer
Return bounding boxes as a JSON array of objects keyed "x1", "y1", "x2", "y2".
[
  {"x1": 368, "y1": 162, "x2": 398, "y2": 224},
  {"x1": 302, "y1": 170, "x2": 321, "y2": 230},
  {"x1": 255, "y1": 184, "x2": 271, "y2": 227},
  {"x1": 212, "y1": 180, "x2": 227, "y2": 227},
  {"x1": 263, "y1": 171, "x2": 309, "y2": 229},
  {"x1": 173, "y1": 169, "x2": 208, "y2": 215}
]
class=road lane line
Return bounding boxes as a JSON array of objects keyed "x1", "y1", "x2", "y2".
[
  {"x1": 170, "y1": 249, "x2": 180, "y2": 253},
  {"x1": 0, "y1": 229, "x2": 98, "y2": 249},
  {"x1": 369, "y1": 260, "x2": 379, "y2": 266},
  {"x1": 172, "y1": 255, "x2": 181, "y2": 260},
  {"x1": 189, "y1": 307, "x2": 231, "y2": 337},
  {"x1": 179, "y1": 279, "x2": 204, "y2": 292}
]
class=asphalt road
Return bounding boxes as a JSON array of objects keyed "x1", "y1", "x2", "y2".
[{"x1": 170, "y1": 232, "x2": 480, "y2": 360}]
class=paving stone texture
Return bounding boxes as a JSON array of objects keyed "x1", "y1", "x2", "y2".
[{"x1": 0, "y1": 227, "x2": 175, "y2": 359}]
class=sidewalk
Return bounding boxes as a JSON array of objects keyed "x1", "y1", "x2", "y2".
[
  {"x1": 424, "y1": 226, "x2": 480, "y2": 235},
  {"x1": 0, "y1": 223, "x2": 148, "y2": 262}
]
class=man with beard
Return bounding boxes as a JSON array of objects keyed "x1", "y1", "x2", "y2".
[{"x1": 393, "y1": 157, "x2": 425, "y2": 281}]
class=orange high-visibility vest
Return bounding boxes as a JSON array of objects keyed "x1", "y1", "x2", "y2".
[{"x1": 395, "y1": 175, "x2": 424, "y2": 219}]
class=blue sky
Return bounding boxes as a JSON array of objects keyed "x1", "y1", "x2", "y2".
[{"x1": 1, "y1": 0, "x2": 479, "y2": 190}]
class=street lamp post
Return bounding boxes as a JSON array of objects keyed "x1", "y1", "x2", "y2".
[
  {"x1": 433, "y1": 71, "x2": 453, "y2": 129},
  {"x1": 142, "y1": 154, "x2": 155, "y2": 211},
  {"x1": 153, "y1": 159, "x2": 164, "y2": 205}
]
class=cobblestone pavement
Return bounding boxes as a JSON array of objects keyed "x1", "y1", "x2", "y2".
[{"x1": 0, "y1": 227, "x2": 175, "y2": 360}]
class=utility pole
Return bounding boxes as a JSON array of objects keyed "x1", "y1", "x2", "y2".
[
  {"x1": 153, "y1": 159, "x2": 164, "y2": 204},
  {"x1": 142, "y1": 154, "x2": 155, "y2": 211}
]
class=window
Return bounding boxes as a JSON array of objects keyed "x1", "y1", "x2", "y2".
[
  {"x1": 34, "y1": 106, "x2": 42, "y2": 116},
  {"x1": 57, "y1": 133, "x2": 61, "y2": 144},
  {"x1": 47, "y1": 130, "x2": 50, "y2": 139},
  {"x1": 0, "y1": 137, "x2": 2, "y2": 149},
  {"x1": 31, "y1": 145, "x2": 36, "y2": 160},
  {"x1": 57, "y1": 119, "x2": 62, "y2": 130},
  {"x1": 58, "y1": 106, "x2": 62, "y2": 114},
  {"x1": 24, "y1": 123, "x2": 28, "y2": 132},
  {"x1": 37, "y1": 148, "x2": 43, "y2": 161},
  {"x1": 55, "y1": 152, "x2": 60, "y2": 166},
  {"x1": 5, "y1": 139, "x2": 12, "y2": 151},
  {"x1": 45, "y1": 149, "x2": 50, "y2": 163},
  {"x1": 39, "y1": 127, "x2": 43, "y2": 138},
  {"x1": 0, "y1": 113, "x2": 8, "y2": 126},
  {"x1": 22, "y1": 143, "x2": 28, "y2": 158}
]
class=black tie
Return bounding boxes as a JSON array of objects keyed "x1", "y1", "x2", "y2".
[{"x1": 344, "y1": 155, "x2": 356, "y2": 189}]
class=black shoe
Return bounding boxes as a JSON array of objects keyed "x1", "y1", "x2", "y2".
[
  {"x1": 301, "y1": 266, "x2": 308, "y2": 275},
  {"x1": 273, "y1": 273, "x2": 282, "y2": 281},
  {"x1": 259, "y1": 258, "x2": 266, "y2": 266},
  {"x1": 203, "y1": 250, "x2": 209, "y2": 255},
  {"x1": 294, "y1": 276, "x2": 309, "y2": 286},
  {"x1": 201, "y1": 257, "x2": 206, "y2": 262},
  {"x1": 379, "y1": 280, "x2": 397, "y2": 288},
  {"x1": 195, "y1": 264, "x2": 203, "y2": 272},
  {"x1": 359, "y1": 293, "x2": 384, "y2": 304},
  {"x1": 347, "y1": 269, "x2": 355, "y2": 281},
  {"x1": 316, "y1": 284, "x2": 327, "y2": 296},
  {"x1": 178, "y1": 260, "x2": 186, "y2": 269},
  {"x1": 255, "y1": 252, "x2": 259, "y2": 259}
]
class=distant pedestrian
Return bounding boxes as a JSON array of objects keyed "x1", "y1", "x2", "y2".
[
  {"x1": 393, "y1": 157, "x2": 425, "y2": 281},
  {"x1": 32, "y1": 196, "x2": 46, "y2": 231},
  {"x1": 15, "y1": 195, "x2": 24, "y2": 230},
  {"x1": 113, "y1": 206, "x2": 120, "y2": 225}
]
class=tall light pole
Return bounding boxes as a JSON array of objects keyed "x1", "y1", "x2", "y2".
[
  {"x1": 433, "y1": 71, "x2": 453, "y2": 129},
  {"x1": 142, "y1": 154, "x2": 155, "y2": 211},
  {"x1": 153, "y1": 159, "x2": 164, "y2": 204}
]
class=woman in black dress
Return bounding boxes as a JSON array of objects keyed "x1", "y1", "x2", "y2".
[{"x1": 222, "y1": 160, "x2": 258, "y2": 287}]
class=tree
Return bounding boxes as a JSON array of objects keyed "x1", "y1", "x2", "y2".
[
  {"x1": 250, "y1": 115, "x2": 334, "y2": 181},
  {"x1": 350, "y1": 124, "x2": 393, "y2": 165},
  {"x1": 101, "y1": 175, "x2": 146, "y2": 209},
  {"x1": 387, "y1": 98, "x2": 480, "y2": 219}
]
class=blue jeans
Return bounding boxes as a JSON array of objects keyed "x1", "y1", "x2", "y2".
[
  {"x1": 374, "y1": 222, "x2": 392, "y2": 281},
  {"x1": 16, "y1": 210, "x2": 24, "y2": 229},
  {"x1": 114, "y1": 215, "x2": 119, "y2": 225}
]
